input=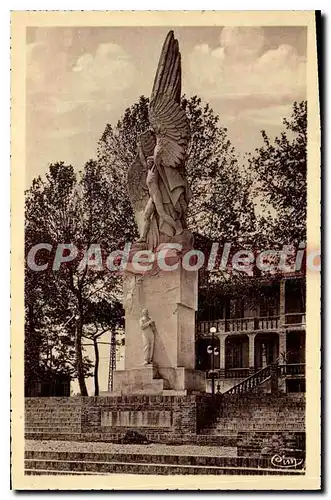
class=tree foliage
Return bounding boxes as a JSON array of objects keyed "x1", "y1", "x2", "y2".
[
  {"x1": 25, "y1": 161, "x2": 125, "y2": 395},
  {"x1": 249, "y1": 101, "x2": 307, "y2": 246}
]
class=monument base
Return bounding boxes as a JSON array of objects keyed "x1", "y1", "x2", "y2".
[{"x1": 113, "y1": 366, "x2": 206, "y2": 395}]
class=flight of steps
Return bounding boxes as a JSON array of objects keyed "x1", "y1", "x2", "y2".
[
  {"x1": 208, "y1": 394, "x2": 305, "y2": 434},
  {"x1": 25, "y1": 398, "x2": 82, "y2": 440},
  {"x1": 24, "y1": 394, "x2": 305, "y2": 475},
  {"x1": 24, "y1": 449, "x2": 304, "y2": 476},
  {"x1": 202, "y1": 394, "x2": 305, "y2": 461}
]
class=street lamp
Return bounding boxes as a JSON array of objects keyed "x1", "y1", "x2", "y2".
[{"x1": 207, "y1": 326, "x2": 219, "y2": 395}]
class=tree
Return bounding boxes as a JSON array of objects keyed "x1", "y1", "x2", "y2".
[
  {"x1": 83, "y1": 299, "x2": 124, "y2": 396},
  {"x1": 248, "y1": 101, "x2": 307, "y2": 246},
  {"x1": 25, "y1": 161, "x2": 126, "y2": 395},
  {"x1": 25, "y1": 163, "x2": 85, "y2": 390}
]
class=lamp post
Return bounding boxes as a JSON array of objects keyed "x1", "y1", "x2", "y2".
[{"x1": 207, "y1": 326, "x2": 219, "y2": 396}]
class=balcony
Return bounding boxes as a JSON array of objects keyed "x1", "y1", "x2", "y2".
[
  {"x1": 196, "y1": 313, "x2": 305, "y2": 336},
  {"x1": 285, "y1": 312, "x2": 306, "y2": 327},
  {"x1": 257, "y1": 316, "x2": 280, "y2": 330},
  {"x1": 206, "y1": 368, "x2": 250, "y2": 379},
  {"x1": 278, "y1": 363, "x2": 305, "y2": 377}
]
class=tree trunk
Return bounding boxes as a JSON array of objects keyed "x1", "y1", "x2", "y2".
[
  {"x1": 75, "y1": 320, "x2": 88, "y2": 396},
  {"x1": 93, "y1": 337, "x2": 100, "y2": 397}
]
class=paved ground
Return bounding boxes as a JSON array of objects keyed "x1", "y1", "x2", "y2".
[{"x1": 25, "y1": 440, "x2": 237, "y2": 457}]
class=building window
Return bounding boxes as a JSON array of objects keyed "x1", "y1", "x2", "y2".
[
  {"x1": 225, "y1": 336, "x2": 249, "y2": 369},
  {"x1": 229, "y1": 298, "x2": 244, "y2": 319},
  {"x1": 259, "y1": 286, "x2": 279, "y2": 317}
]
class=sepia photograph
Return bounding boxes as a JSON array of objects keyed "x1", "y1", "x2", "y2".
[{"x1": 10, "y1": 10, "x2": 321, "y2": 490}]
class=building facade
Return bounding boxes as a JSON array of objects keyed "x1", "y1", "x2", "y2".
[{"x1": 196, "y1": 275, "x2": 306, "y2": 393}]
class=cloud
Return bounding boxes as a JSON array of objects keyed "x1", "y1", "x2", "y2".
[
  {"x1": 234, "y1": 104, "x2": 294, "y2": 126},
  {"x1": 220, "y1": 27, "x2": 264, "y2": 60},
  {"x1": 26, "y1": 30, "x2": 137, "y2": 185},
  {"x1": 188, "y1": 27, "x2": 306, "y2": 102},
  {"x1": 27, "y1": 39, "x2": 136, "y2": 112},
  {"x1": 71, "y1": 43, "x2": 135, "y2": 99}
]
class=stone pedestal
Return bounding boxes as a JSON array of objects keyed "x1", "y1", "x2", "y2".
[
  {"x1": 113, "y1": 261, "x2": 206, "y2": 394},
  {"x1": 113, "y1": 366, "x2": 168, "y2": 395}
]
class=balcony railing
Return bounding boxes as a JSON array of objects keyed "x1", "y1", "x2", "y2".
[
  {"x1": 278, "y1": 363, "x2": 305, "y2": 377},
  {"x1": 257, "y1": 316, "x2": 280, "y2": 330},
  {"x1": 285, "y1": 312, "x2": 306, "y2": 326},
  {"x1": 206, "y1": 368, "x2": 250, "y2": 379},
  {"x1": 223, "y1": 363, "x2": 306, "y2": 395},
  {"x1": 225, "y1": 318, "x2": 255, "y2": 332},
  {"x1": 225, "y1": 368, "x2": 250, "y2": 378},
  {"x1": 198, "y1": 319, "x2": 225, "y2": 336},
  {"x1": 224, "y1": 365, "x2": 272, "y2": 395},
  {"x1": 196, "y1": 313, "x2": 305, "y2": 336}
]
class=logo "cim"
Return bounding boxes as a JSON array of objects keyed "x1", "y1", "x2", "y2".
[{"x1": 271, "y1": 454, "x2": 304, "y2": 468}]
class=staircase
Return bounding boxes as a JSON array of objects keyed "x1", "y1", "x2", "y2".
[
  {"x1": 201, "y1": 393, "x2": 305, "y2": 465},
  {"x1": 24, "y1": 379, "x2": 306, "y2": 476},
  {"x1": 222, "y1": 363, "x2": 306, "y2": 396},
  {"x1": 24, "y1": 446, "x2": 304, "y2": 476},
  {"x1": 223, "y1": 364, "x2": 273, "y2": 395}
]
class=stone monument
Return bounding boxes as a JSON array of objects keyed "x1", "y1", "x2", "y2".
[{"x1": 113, "y1": 31, "x2": 206, "y2": 395}]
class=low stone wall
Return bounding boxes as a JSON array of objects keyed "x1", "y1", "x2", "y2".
[
  {"x1": 25, "y1": 394, "x2": 214, "y2": 442},
  {"x1": 81, "y1": 395, "x2": 203, "y2": 437},
  {"x1": 217, "y1": 393, "x2": 306, "y2": 431},
  {"x1": 25, "y1": 393, "x2": 305, "y2": 449}
]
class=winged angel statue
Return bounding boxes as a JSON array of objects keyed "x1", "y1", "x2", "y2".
[{"x1": 128, "y1": 31, "x2": 193, "y2": 251}]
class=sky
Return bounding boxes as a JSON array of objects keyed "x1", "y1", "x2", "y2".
[
  {"x1": 26, "y1": 25, "x2": 307, "y2": 188},
  {"x1": 26, "y1": 25, "x2": 307, "y2": 393}
]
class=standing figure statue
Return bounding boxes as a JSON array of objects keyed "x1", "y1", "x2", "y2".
[
  {"x1": 139, "y1": 308, "x2": 155, "y2": 366},
  {"x1": 128, "y1": 31, "x2": 192, "y2": 251}
]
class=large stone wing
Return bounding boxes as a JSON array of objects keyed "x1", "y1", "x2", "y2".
[
  {"x1": 127, "y1": 129, "x2": 156, "y2": 212},
  {"x1": 149, "y1": 31, "x2": 190, "y2": 168}
]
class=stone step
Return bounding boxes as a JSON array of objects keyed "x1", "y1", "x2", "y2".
[
  {"x1": 25, "y1": 450, "x2": 305, "y2": 470},
  {"x1": 210, "y1": 425, "x2": 304, "y2": 433},
  {"x1": 25, "y1": 422, "x2": 80, "y2": 428},
  {"x1": 218, "y1": 410, "x2": 303, "y2": 416},
  {"x1": 24, "y1": 450, "x2": 299, "y2": 469},
  {"x1": 25, "y1": 416, "x2": 80, "y2": 420},
  {"x1": 213, "y1": 421, "x2": 305, "y2": 428},
  {"x1": 25, "y1": 432, "x2": 82, "y2": 440},
  {"x1": 217, "y1": 415, "x2": 304, "y2": 421},
  {"x1": 25, "y1": 469, "x2": 105, "y2": 476},
  {"x1": 25, "y1": 426, "x2": 82, "y2": 433},
  {"x1": 25, "y1": 411, "x2": 81, "y2": 416},
  {"x1": 24, "y1": 457, "x2": 305, "y2": 476},
  {"x1": 26, "y1": 416, "x2": 81, "y2": 421},
  {"x1": 25, "y1": 409, "x2": 81, "y2": 412},
  {"x1": 25, "y1": 398, "x2": 82, "y2": 409}
]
